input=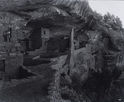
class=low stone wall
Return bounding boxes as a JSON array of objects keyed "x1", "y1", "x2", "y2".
[{"x1": 5, "y1": 53, "x2": 23, "y2": 78}]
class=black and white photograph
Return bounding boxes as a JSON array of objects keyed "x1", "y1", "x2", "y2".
[{"x1": 0, "y1": 0, "x2": 124, "y2": 102}]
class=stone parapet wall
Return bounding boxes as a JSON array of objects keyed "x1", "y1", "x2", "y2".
[
  {"x1": 0, "y1": 54, "x2": 23, "y2": 79},
  {"x1": 5, "y1": 54, "x2": 23, "y2": 76}
]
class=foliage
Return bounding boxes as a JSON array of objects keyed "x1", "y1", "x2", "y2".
[{"x1": 103, "y1": 13, "x2": 123, "y2": 30}]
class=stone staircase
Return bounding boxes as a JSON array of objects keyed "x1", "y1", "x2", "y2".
[
  {"x1": 104, "y1": 52, "x2": 116, "y2": 71},
  {"x1": 104, "y1": 52, "x2": 124, "y2": 83}
]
